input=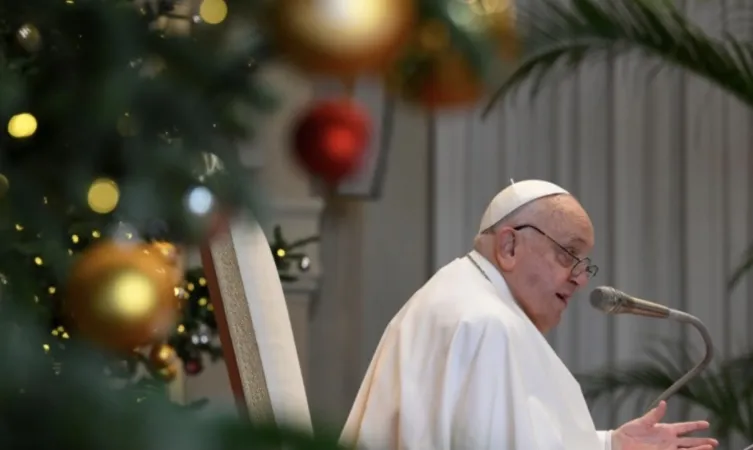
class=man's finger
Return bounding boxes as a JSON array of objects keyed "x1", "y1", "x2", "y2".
[
  {"x1": 641, "y1": 400, "x2": 667, "y2": 425},
  {"x1": 677, "y1": 436, "x2": 719, "y2": 448},
  {"x1": 670, "y1": 420, "x2": 710, "y2": 435}
]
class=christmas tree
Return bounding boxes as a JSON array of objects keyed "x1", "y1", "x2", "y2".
[
  {"x1": 0, "y1": 0, "x2": 335, "y2": 447},
  {"x1": 0, "y1": 0, "x2": 263, "y2": 383}
]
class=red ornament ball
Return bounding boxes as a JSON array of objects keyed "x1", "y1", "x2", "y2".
[
  {"x1": 292, "y1": 99, "x2": 371, "y2": 185},
  {"x1": 184, "y1": 358, "x2": 203, "y2": 375}
]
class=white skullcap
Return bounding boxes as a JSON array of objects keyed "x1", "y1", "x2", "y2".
[{"x1": 478, "y1": 179, "x2": 569, "y2": 233}]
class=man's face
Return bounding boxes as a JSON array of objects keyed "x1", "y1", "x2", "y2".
[{"x1": 495, "y1": 196, "x2": 595, "y2": 333}]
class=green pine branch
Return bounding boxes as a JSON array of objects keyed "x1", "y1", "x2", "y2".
[
  {"x1": 0, "y1": 0, "x2": 275, "y2": 248},
  {"x1": 0, "y1": 0, "x2": 338, "y2": 443},
  {"x1": 0, "y1": 299, "x2": 345, "y2": 449}
]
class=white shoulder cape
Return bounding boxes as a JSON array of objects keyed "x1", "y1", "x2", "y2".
[{"x1": 340, "y1": 251, "x2": 611, "y2": 450}]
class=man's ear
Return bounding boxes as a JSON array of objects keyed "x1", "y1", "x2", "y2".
[{"x1": 495, "y1": 227, "x2": 517, "y2": 271}]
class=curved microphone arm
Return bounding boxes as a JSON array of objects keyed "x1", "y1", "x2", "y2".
[{"x1": 646, "y1": 310, "x2": 714, "y2": 411}]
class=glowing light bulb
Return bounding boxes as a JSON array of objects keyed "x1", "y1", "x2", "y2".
[
  {"x1": 199, "y1": 0, "x2": 228, "y2": 24},
  {"x1": 87, "y1": 178, "x2": 119, "y2": 214},
  {"x1": 185, "y1": 186, "x2": 214, "y2": 215},
  {"x1": 7, "y1": 113, "x2": 37, "y2": 138}
]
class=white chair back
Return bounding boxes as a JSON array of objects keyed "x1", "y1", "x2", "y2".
[{"x1": 201, "y1": 218, "x2": 312, "y2": 431}]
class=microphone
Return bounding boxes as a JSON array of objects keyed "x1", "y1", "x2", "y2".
[
  {"x1": 589, "y1": 286, "x2": 714, "y2": 411},
  {"x1": 590, "y1": 286, "x2": 676, "y2": 319}
]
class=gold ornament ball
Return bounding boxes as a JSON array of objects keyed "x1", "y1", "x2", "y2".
[
  {"x1": 388, "y1": 1, "x2": 519, "y2": 110},
  {"x1": 472, "y1": 0, "x2": 519, "y2": 62},
  {"x1": 157, "y1": 361, "x2": 180, "y2": 382},
  {"x1": 148, "y1": 241, "x2": 185, "y2": 287},
  {"x1": 387, "y1": 46, "x2": 485, "y2": 110},
  {"x1": 150, "y1": 241, "x2": 178, "y2": 264},
  {"x1": 16, "y1": 24, "x2": 42, "y2": 52},
  {"x1": 63, "y1": 240, "x2": 181, "y2": 353},
  {"x1": 148, "y1": 343, "x2": 178, "y2": 369},
  {"x1": 270, "y1": 0, "x2": 416, "y2": 78}
]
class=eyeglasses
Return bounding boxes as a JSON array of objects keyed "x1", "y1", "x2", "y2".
[{"x1": 512, "y1": 224, "x2": 599, "y2": 279}]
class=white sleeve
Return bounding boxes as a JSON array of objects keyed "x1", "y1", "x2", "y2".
[
  {"x1": 446, "y1": 318, "x2": 540, "y2": 449},
  {"x1": 596, "y1": 430, "x2": 612, "y2": 450}
]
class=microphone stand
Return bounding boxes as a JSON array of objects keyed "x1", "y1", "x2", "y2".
[{"x1": 646, "y1": 310, "x2": 714, "y2": 411}]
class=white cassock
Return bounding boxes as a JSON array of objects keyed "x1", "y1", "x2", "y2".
[{"x1": 340, "y1": 250, "x2": 611, "y2": 450}]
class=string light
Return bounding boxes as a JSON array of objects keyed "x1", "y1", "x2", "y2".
[
  {"x1": 16, "y1": 214, "x2": 315, "y2": 379},
  {"x1": 87, "y1": 178, "x2": 120, "y2": 214},
  {"x1": 7, "y1": 113, "x2": 37, "y2": 138},
  {"x1": 184, "y1": 186, "x2": 214, "y2": 215},
  {"x1": 199, "y1": 0, "x2": 228, "y2": 24},
  {"x1": 270, "y1": 225, "x2": 318, "y2": 281}
]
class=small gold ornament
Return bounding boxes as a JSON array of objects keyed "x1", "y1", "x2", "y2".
[
  {"x1": 388, "y1": 0, "x2": 519, "y2": 110},
  {"x1": 148, "y1": 343, "x2": 177, "y2": 369},
  {"x1": 156, "y1": 360, "x2": 179, "y2": 382},
  {"x1": 16, "y1": 24, "x2": 42, "y2": 52},
  {"x1": 62, "y1": 240, "x2": 180, "y2": 353},
  {"x1": 474, "y1": 0, "x2": 519, "y2": 62},
  {"x1": 387, "y1": 47, "x2": 485, "y2": 110}
]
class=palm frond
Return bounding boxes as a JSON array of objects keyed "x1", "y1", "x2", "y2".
[
  {"x1": 578, "y1": 340, "x2": 753, "y2": 440},
  {"x1": 728, "y1": 243, "x2": 753, "y2": 290},
  {"x1": 482, "y1": 0, "x2": 753, "y2": 117}
]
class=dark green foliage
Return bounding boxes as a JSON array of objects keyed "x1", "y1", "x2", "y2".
[
  {"x1": 0, "y1": 298, "x2": 345, "y2": 450},
  {"x1": 269, "y1": 225, "x2": 319, "y2": 282},
  {"x1": 0, "y1": 0, "x2": 269, "y2": 376},
  {"x1": 0, "y1": 0, "x2": 339, "y2": 446},
  {"x1": 0, "y1": 0, "x2": 274, "y2": 249}
]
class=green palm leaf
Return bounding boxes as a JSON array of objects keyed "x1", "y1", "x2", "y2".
[
  {"x1": 578, "y1": 339, "x2": 753, "y2": 441},
  {"x1": 482, "y1": 0, "x2": 753, "y2": 118},
  {"x1": 729, "y1": 243, "x2": 753, "y2": 290}
]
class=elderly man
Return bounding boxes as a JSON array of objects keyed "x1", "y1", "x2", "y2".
[{"x1": 340, "y1": 180, "x2": 718, "y2": 450}]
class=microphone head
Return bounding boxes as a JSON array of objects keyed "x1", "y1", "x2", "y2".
[{"x1": 589, "y1": 286, "x2": 624, "y2": 314}]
